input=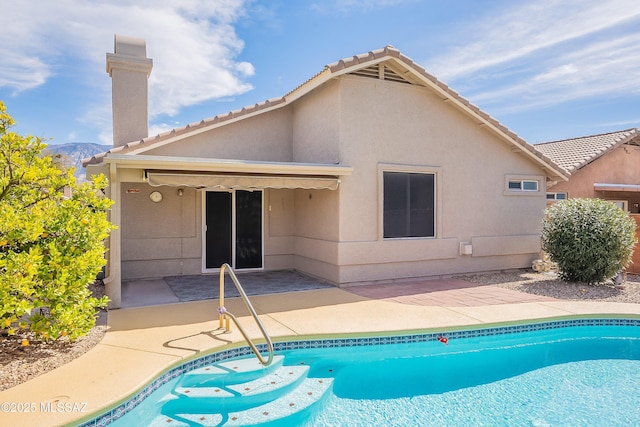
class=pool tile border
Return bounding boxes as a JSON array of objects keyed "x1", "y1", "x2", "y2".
[{"x1": 77, "y1": 317, "x2": 640, "y2": 426}]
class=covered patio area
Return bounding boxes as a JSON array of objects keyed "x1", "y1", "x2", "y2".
[{"x1": 120, "y1": 270, "x2": 334, "y2": 308}]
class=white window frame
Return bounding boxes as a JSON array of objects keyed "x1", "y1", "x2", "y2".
[
  {"x1": 610, "y1": 200, "x2": 629, "y2": 212},
  {"x1": 546, "y1": 192, "x2": 567, "y2": 201},
  {"x1": 504, "y1": 175, "x2": 544, "y2": 196}
]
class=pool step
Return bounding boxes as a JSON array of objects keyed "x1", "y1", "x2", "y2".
[
  {"x1": 162, "y1": 365, "x2": 310, "y2": 412},
  {"x1": 156, "y1": 376, "x2": 333, "y2": 426},
  {"x1": 155, "y1": 355, "x2": 332, "y2": 426},
  {"x1": 180, "y1": 355, "x2": 285, "y2": 387}
]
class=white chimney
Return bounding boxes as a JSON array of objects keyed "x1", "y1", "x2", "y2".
[{"x1": 106, "y1": 35, "x2": 153, "y2": 147}]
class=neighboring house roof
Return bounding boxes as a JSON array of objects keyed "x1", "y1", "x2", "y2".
[
  {"x1": 83, "y1": 46, "x2": 568, "y2": 181},
  {"x1": 534, "y1": 128, "x2": 640, "y2": 174}
]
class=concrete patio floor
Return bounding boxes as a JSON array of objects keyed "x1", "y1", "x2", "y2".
[{"x1": 3, "y1": 275, "x2": 640, "y2": 426}]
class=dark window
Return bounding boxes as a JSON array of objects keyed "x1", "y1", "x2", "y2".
[
  {"x1": 508, "y1": 179, "x2": 539, "y2": 191},
  {"x1": 508, "y1": 181, "x2": 522, "y2": 190},
  {"x1": 384, "y1": 172, "x2": 435, "y2": 238},
  {"x1": 546, "y1": 192, "x2": 567, "y2": 201}
]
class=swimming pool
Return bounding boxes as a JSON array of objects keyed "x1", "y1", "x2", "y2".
[{"x1": 81, "y1": 318, "x2": 640, "y2": 426}]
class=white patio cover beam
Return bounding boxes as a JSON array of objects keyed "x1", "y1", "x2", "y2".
[
  {"x1": 147, "y1": 172, "x2": 340, "y2": 190},
  {"x1": 594, "y1": 183, "x2": 640, "y2": 192}
]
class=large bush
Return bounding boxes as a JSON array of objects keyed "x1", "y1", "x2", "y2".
[
  {"x1": 541, "y1": 198, "x2": 637, "y2": 284},
  {"x1": 0, "y1": 102, "x2": 113, "y2": 342}
]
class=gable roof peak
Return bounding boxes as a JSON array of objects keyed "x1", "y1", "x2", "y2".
[{"x1": 326, "y1": 45, "x2": 405, "y2": 72}]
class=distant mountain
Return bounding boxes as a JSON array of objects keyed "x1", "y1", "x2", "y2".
[{"x1": 44, "y1": 143, "x2": 111, "y2": 182}]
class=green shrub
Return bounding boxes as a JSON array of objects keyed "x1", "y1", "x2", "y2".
[
  {"x1": 0, "y1": 102, "x2": 113, "y2": 342},
  {"x1": 541, "y1": 198, "x2": 637, "y2": 284}
]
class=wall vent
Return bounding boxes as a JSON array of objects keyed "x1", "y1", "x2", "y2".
[{"x1": 350, "y1": 63, "x2": 412, "y2": 85}]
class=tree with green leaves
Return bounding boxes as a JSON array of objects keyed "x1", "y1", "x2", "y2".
[
  {"x1": 542, "y1": 198, "x2": 637, "y2": 284},
  {"x1": 0, "y1": 101, "x2": 113, "y2": 343}
]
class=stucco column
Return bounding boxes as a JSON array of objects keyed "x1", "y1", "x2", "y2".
[{"x1": 104, "y1": 161, "x2": 122, "y2": 308}]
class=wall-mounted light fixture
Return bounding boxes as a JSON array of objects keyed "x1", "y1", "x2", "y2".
[
  {"x1": 149, "y1": 191, "x2": 163, "y2": 203},
  {"x1": 178, "y1": 188, "x2": 184, "y2": 197}
]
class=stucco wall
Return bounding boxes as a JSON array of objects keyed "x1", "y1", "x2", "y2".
[
  {"x1": 287, "y1": 79, "x2": 344, "y2": 279},
  {"x1": 264, "y1": 189, "x2": 296, "y2": 270},
  {"x1": 145, "y1": 107, "x2": 294, "y2": 162},
  {"x1": 316, "y1": 75, "x2": 547, "y2": 283},
  {"x1": 120, "y1": 182, "x2": 202, "y2": 279},
  {"x1": 549, "y1": 144, "x2": 640, "y2": 213},
  {"x1": 292, "y1": 79, "x2": 341, "y2": 164}
]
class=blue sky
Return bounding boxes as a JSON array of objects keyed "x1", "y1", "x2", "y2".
[{"x1": 1, "y1": 0, "x2": 639, "y2": 146}]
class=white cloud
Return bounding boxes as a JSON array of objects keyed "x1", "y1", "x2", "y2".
[
  {"x1": 468, "y1": 31, "x2": 640, "y2": 114},
  {"x1": 423, "y1": 0, "x2": 640, "y2": 115},
  {"x1": 311, "y1": 0, "x2": 414, "y2": 14},
  {"x1": 532, "y1": 65, "x2": 578, "y2": 84},
  {"x1": 0, "y1": 53, "x2": 50, "y2": 93},
  {"x1": 0, "y1": 0, "x2": 255, "y2": 139},
  {"x1": 601, "y1": 118, "x2": 640, "y2": 128},
  {"x1": 427, "y1": 0, "x2": 640, "y2": 81}
]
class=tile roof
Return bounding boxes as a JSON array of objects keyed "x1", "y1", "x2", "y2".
[
  {"x1": 534, "y1": 128, "x2": 639, "y2": 173},
  {"x1": 83, "y1": 46, "x2": 568, "y2": 181}
]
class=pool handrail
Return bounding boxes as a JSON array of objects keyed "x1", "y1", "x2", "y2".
[{"x1": 218, "y1": 263, "x2": 274, "y2": 366}]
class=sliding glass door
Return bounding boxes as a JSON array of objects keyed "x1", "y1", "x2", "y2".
[{"x1": 205, "y1": 190, "x2": 263, "y2": 270}]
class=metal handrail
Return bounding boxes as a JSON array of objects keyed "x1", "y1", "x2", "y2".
[{"x1": 218, "y1": 263, "x2": 274, "y2": 366}]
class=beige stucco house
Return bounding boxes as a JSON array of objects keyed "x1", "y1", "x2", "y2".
[{"x1": 84, "y1": 35, "x2": 568, "y2": 308}]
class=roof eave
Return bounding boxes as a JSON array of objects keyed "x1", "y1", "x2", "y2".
[{"x1": 85, "y1": 46, "x2": 569, "y2": 182}]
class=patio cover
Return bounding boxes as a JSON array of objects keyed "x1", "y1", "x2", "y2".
[
  {"x1": 594, "y1": 183, "x2": 640, "y2": 192},
  {"x1": 147, "y1": 171, "x2": 340, "y2": 190}
]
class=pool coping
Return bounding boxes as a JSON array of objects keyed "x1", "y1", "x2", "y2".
[{"x1": 2, "y1": 287, "x2": 640, "y2": 427}]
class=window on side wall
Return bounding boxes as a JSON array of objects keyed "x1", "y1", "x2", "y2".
[
  {"x1": 546, "y1": 192, "x2": 567, "y2": 201},
  {"x1": 610, "y1": 200, "x2": 628, "y2": 212},
  {"x1": 508, "y1": 179, "x2": 538, "y2": 191},
  {"x1": 504, "y1": 175, "x2": 543, "y2": 196},
  {"x1": 383, "y1": 171, "x2": 435, "y2": 238}
]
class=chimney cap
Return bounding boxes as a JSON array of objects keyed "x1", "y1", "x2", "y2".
[
  {"x1": 114, "y1": 34, "x2": 147, "y2": 58},
  {"x1": 106, "y1": 35, "x2": 152, "y2": 76}
]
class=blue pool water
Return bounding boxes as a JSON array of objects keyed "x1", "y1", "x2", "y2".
[
  {"x1": 293, "y1": 327, "x2": 640, "y2": 426},
  {"x1": 92, "y1": 320, "x2": 640, "y2": 427}
]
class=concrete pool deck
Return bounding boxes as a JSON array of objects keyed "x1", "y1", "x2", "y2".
[{"x1": 2, "y1": 278, "x2": 640, "y2": 427}]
